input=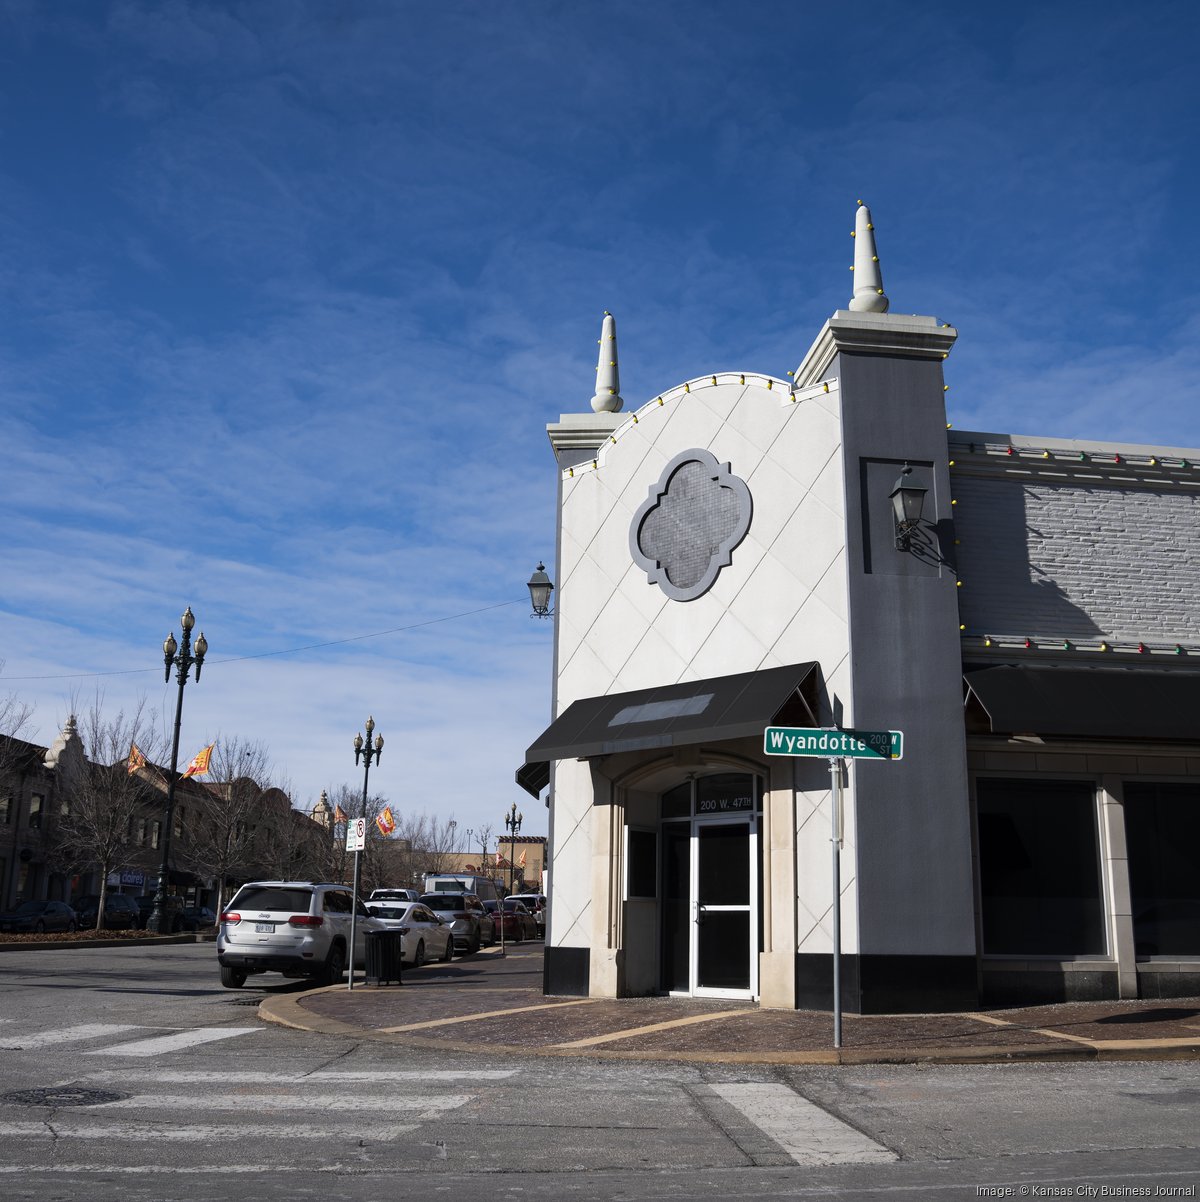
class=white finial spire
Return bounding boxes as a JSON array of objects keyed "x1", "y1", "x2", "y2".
[
  {"x1": 590, "y1": 311, "x2": 624, "y2": 413},
  {"x1": 848, "y1": 201, "x2": 889, "y2": 313}
]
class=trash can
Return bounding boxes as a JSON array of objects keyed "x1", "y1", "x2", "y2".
[{"x1": 364, "y1": 930, "x2": 403, "y2": 986}]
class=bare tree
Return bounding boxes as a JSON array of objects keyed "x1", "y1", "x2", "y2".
[
  {"x1": 179, "y1": 737, "x2": 273, "y2": 916},
  {"x1": 54, "y1": 697, "x2": 163, "y2": 930},
  {"x1": 251, "y1": 791, "x2": 318, "y2": 883},
  {"x1": 421, "y1": 813, "x2": 462, "y2": 875},
  {"x1": 0, "y1": 661, "x2": 35, "y2": 788}
]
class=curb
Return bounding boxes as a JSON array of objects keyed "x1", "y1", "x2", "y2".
[
  {"x1": 255, "y1": 989, "x2": 1200, "y2": 1067},
  {"x1": 0, "y1": 934, "x2": 213, "y2": 952}
]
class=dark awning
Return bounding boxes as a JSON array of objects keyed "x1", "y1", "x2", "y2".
[
  {"x1": 515, "y1": 662, "x2": 820, "y2": 797},
  {"x1": 964, "y1": 665, "x2": 1200, "y2": 740}
]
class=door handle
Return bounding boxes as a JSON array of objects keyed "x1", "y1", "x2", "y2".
[{"x1": 695, "y1": 903, "x2": 707, "y2": 926}]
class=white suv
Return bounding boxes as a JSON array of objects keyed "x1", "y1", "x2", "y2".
[{"x1": 217, "y1": 881, "x2": 378, "y2": 989}]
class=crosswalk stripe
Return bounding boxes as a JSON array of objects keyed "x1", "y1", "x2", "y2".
[
  {"x1": 2, "y1": 1023, "x2": 144, "y2": 1051},
  {"x1": 84, "y1": 1069, "x2": 517, "y2": 1084},
  {"x1": 0, "y1": 1123, "x2": 418, "y2": 1142},
  {"x1": 711, "y1": 1083, "x2": 896, "y2": 1166},
  {"x1": 83, "y1": 1027, "x2": 260, "y2": 1057},
  {"x1": 103, "y1": 1092, "x2": 471, "y2": 1112}
]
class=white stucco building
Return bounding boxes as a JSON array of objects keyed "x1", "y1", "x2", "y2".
[{"x1": 518, "y1": 207, "x2": 1200, "y2": 1013}]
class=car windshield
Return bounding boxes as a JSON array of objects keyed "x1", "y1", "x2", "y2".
[
  {"x1": 232, "y1": 886, "x2": 313, "y2": 912},
  {"x1": 14, "y1": 901, "x2": 45, "y2": 914},
  {"x1": 420, "y1": 895, "x2": 465, "y2": 912}
]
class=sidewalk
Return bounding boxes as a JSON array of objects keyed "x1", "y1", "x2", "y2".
[{"x1": 258, "y1": 944, "x2": 1200, "y2": 1066}]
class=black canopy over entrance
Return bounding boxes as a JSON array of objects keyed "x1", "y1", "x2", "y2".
[{"x1": 516, "y1": 662, "x2": 820, "y2": 796}]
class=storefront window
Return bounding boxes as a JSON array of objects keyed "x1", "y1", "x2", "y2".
[
  {"x1": 1124, "y1": 782, "x2": 1200, "y2": 957},
  {"x1": 976, "y1": 778, "x2": 1106, "y2": 956}
]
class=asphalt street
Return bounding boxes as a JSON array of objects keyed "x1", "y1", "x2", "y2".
[{"x1": 0, "y1": 942, "x2": 1197, "y2": 1200}]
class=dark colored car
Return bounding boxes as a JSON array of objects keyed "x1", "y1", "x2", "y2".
[
  {"x1": 418, "y1": 892, "x2": 490, "y2": 953},
  {"x1": 0, "y1": 900, "x2": 78, "y2": 933},
  {"x1": 179, "y1": 906, "x2": 217, "y2": 931},
  {"x1": 75, "y1": 893, "x2": 142, "y2": 930},
  {"x1": 135, "y1": 895, "x2": 187, "y2": 932},
  {"x1": 485, "y1": 898, "x2": 538, "y2": 942},
  {"x1": 510, "y1": 893, "x2": 547, "y2": 937}
]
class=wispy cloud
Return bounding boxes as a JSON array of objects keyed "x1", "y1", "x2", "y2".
[{"x1": 3, "y1": 0, "x2": 1199, "y2": 833}]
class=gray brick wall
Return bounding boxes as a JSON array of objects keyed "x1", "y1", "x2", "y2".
[{"x1": 955, "y1": 475, "x2": 1200, "y2": 642}]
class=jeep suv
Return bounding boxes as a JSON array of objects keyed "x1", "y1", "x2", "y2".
[{"x1": 216, "y1": 881, "x2": 378, "y2": 989}]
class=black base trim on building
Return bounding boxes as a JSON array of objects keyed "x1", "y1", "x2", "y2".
[
  {"x1": 796, "y1": 953, "x2": 978, "y2": 1014},
  {"x1": 981, "y1": 967, "x2": 1118, "y2": 1006},
  {"x1": 544, "y1": 945, "x2": 589, "y2": 996}
]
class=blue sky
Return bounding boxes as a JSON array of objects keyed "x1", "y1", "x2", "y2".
[{"x1": 2, "y1": 1, "x2": 1198, "y2": 841}]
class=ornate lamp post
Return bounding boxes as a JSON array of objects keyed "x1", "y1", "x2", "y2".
[
  {"x1": 347, "y1": 716, "x2": 383, "y2": 990},
  {"x1": 505, "y1": 802, "x2": 524, "y2": 896},
  {"x1": 146, "y1": 606, "x2": 207, "y2": 935}
]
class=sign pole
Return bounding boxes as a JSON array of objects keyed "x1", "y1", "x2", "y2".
[{"x1": 830, "y1": 755, "x2": 843, "y2": 1050}]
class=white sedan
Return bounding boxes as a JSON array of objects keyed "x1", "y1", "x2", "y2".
[{"x1": 366, "y1": 901, "x2": 454, "y2": 966}]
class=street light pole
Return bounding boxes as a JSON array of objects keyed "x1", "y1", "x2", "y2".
[
  {"x1": 347, "y1": 716, "x2": 383, "y2": 991},
  {"x1": 147, "y1": 607, "x2": 207, "y2": 935},
  {"x1": 500, "y1": 801, "x2": 523, "y2": 952}
]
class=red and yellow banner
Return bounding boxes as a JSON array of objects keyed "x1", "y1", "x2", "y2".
[
  {"x1": 375, "y1": 806, "x2": 396, "y2": 837},
  {"x1": 334, "y1": 805, "x2": 349, "y2": 824},
  {"x1": 181, "y1": 743, "x2": 214, "y2": 779},
  {"x1": 127, "y1": 743, "x2": 146, "y2": 775}
]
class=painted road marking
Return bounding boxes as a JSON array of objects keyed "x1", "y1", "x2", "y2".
[
  {"x1": 85, "y1": 1069, "x2": 518, "y2": 1084},
  {"x1": 83, "y1": 1027, "x2": 260, "y2": 1057},
  {"x1": 711, "y1": 1083, "x2": 896, "y2": 1166},
  {"x1": 2, "y1": 1023, "x2": 144, "y2": 1051},
  {"x1": 0, "y1": 1123, "x2": 418, "y2": 1142},
  {"x1": 102, "y1": 1092, "x2": 471, "y2": 1112}
]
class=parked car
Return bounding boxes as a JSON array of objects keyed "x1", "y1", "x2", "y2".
[
  {"x1": 217, "y1": 881, "x2": 381, "y2": 989},
  {"x1": 510, "y1": 893, "x2": 547, "y2": 937},
  {"x1": 417, "y1": 891, "x2": 490, "y2": 953},
  {"x1": 368, "y1": 901, "x2": 454, "y2": 966},
  {"x1": 422, "y1": 874, "x2": 501, "y2": 903},
  {"x1": 368, "y1": 888, "x2": 420, "y2": 903},
  {"x1": 179, "y1": 906, "x2": 218, "y2": 932},
  {"x1": 135, "y1": 894, "x2": 187, "y2": 932},
  {"x1": 485, "y1": 898, "x2": 538, "y2": 942},
  {"x1": 0, "y1": 900, "x2": 78, "y2": 933},
  {"x1": 74, "y1": 893, "x2": 141, "y2": 930}
]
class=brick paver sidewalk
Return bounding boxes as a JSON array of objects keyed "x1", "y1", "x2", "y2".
[{"x1": 259, "y1": 944, "x2": 1200, "y2": 1066}]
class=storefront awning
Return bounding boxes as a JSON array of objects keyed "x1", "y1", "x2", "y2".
[
  {"x1": 515, "y1": 662, "x2": 820, "y2": 797},
  {"x1": 964, "y1": 665, "x2": 1200, "y2": 740}
]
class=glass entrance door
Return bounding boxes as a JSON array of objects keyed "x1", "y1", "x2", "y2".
[
  {"x1": 693, "y1": 818, "x2": 755, "y2": 997},
  {"x1": 658, "y1": 774, "x2": 760, "y2": 1000}
]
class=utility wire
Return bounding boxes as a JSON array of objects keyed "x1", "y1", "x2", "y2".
[{"x1": 2, "y1": 598, "x2": 523, "y2": 682}]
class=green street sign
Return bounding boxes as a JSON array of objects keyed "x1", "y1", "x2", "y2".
[{"x1": 763, "y1": 727, "x2": 903, "y2": 761}]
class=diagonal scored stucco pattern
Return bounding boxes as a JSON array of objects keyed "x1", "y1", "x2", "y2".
[{"x1": 553, "y1": 376, "x2": 857, "y2": 955}]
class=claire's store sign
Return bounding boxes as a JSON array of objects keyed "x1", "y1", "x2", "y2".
[{"x1": 763, "y1": 726, "x2": 903, "y2": 760}]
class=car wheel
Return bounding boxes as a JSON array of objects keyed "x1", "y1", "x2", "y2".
[
  {"x1": 34, "y1": 920, "x2": 45, "y2": 933},
  {"x1": 220, "y1": 965, "x2": 247, "y2": 989},
  {"x1": 323, "y1": 943, "x2": 346, "y2": 986},
  {"x1": 413, "y1": 940, "x2": 425, "y2": 968},
  {"x1": 67, "y1": 921, "x2": 77, "y2": 933},
  {"x1": 441, "y1": 936, "x2": 454, "y2": 962}
]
